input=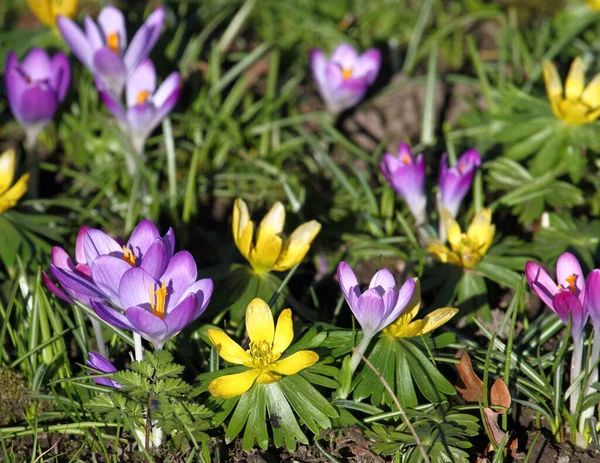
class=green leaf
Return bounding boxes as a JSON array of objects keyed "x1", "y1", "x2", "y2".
[
  {"x1": 475, "y1": 257, "x2": 522, "y2": 289},
  {"x1": 264, "y1": 382, "x2": 307, "y2": 451},
  {"x1": 457, "y1": 272, "x2": 490, "y2": 321}
]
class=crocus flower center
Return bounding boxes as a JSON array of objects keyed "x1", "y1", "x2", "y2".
[
  {"x1": 246, "y1": 340, "x2": 280, "y2": 371},
  {"x1": 107, "y1": 32, "x2": 120, "y2": 54},
  {"x1": 136, "y1": 90, "x2": 151, "y2": 105},
  {"x1": 401, "y1": 154, "x2": 411, "y2": 165},
  {"x1": 149, "y1": 282, "x2": 168, "y2": 319},
  {"x1": 121, "y1": 246, "x2": 137, "y2": 266},
  {"x1": 457, "y1": 160, "x2": 468, "y2": 174},
  {"x1": 561, "y1": 274, "x2": 578, "y2": 294},
  {"x1": 342, "y1": 68, "x2": 353, "y2": 80}
]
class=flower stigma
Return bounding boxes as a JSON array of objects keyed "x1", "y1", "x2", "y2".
[
  {"x1": 245, "y1": 340, "x2": 280, "y2": 370},
  {"x1": 107, "y1": 32, "x2": 120, "y2": 54},
  {"x1": 342, "y1": 68, "x2": 353, "y2": 80},
  {"x1": 136, "y1": 90, "x2": 151, "y2": 105},
  {"x1": 149, "y1": 282, "x2": 168, "y2": 319}
]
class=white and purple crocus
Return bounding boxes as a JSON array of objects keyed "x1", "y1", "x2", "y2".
[
  {"x1": 100, "y1": 58, "x2": 181, "y2": 154},
  {"x1": 310, "y1": 43, "x2": 381, "y2": 114},
  {"x1": 4, "y1": 48, "x2": 70, "y2": 147},
  {"x1": 380, "y1": 143, "x2": 427, "y2": 224},
  {"x1": 337, "y1": 261, "x2": 415, "y2": 372},
  {"x1": 45, "y1": 220, "x2": 213, "y2": 350},
  {"x1": 438, "y1": 149, "x2": 482, "y2": 219},
  {"x1": 57, "y1": 5, "x2": 165, "y2": 97}
]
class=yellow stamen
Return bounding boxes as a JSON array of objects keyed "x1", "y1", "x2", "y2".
[
  {"x1": 136, "y1": 90, "x2": 151, "y2": 105},
  {"x1": 246, "y1": 340, "x2": 280, "y2": 371},
  {"x1": 565, "y1": 274, "x2": 577, "y2": 294},
  {"x1": 121, "y1": 246, "x2": 136, "y2": 266},
  {"x1": 107, "y1": 32, "x2": 120, "y2": 54},
  {"x1": 149, "y1": 282, "x2": 168, "y2": 319},
  {"x1": 401, "y1": 155, "x2": 411, "y2": 164},
  {"x1": 342, "y1": 68, "x2": 353, "y2": 80}
]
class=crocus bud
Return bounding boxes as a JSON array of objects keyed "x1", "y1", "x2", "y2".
[
  {"x1": 380, "y1": 143, "x2": 427, "y2": 224},
  {"x1": 4, "y1": 49, "x2": 70, "y2": 147},
  {"x1": 99, "y1": 59, "x2": 180, "y2": 154},
  {"x1": 310, "y1": 43, "x2": 381, "y2": 114},
  {"x1": 87, "y1": 352, "x2": 121, "y2": 389},
  {"x1": 438, "y1": 149, "x2": 481, "y2": 218}
]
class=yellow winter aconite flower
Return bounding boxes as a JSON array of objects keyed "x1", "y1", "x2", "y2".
[
  {"x1": 427, "y1": 208, "x2": 495, "y2": 269},
  {"x1": 232, "y1": 198, "x2": 321, "y2": 275},
  {"x1": 0, "y1": 150, "x2": 30, "y2": 214},
  {"x1": 543, "y1": 57, "x2": 600, "y2": 125},
  {"x1": 587, "y1": 0, "x2": 600, "y2": 11},
  {"x1": 384, "y1": 279, "x2": 458, "y2": 338},
  {"x1": 208, "y1": 298, "x2": 319, "y2": 398},
  {"x1": 27, "y1": 0, "x2": 78, "y2": 27}
]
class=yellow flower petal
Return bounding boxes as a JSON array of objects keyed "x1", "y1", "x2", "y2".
[
  {"x1": 467, "y1": 208, "x2": 495, "y2": 252},
  {"x1": 256, "y1": 202, "x2": 285, "y2": 241},
  {"x1": 208, "y1": 329, "x2": 251, "y2": 365},
  {"x1": 232, "y1": 198, "x2": 253, "y2": 261},
  {"x1": 543, "y1": 61, "x2": 563, "y2": 99},
  {"x1": 250, "y1": 233, "x2": 283, "y2": 272},
  {"x1": 208, "y1": 369, "x2": 260, "y2": 398},
  {"x1": 273, "y1": 220, "x2": 321, "y2": 271},
  {"x1": 246, "y1": 298, "x2": 275, "y2": 345},
  {"x1": 272, "y1": 309, "x2": 294, "y2": 355},
  {"x1": 256, "y1": 371, "x2": 282, "y2": 384},
  {"x1": 50, "y1": 0, "x2": 78, "y2": 21},
  {"x1": 581, "y1": 74, "x2": 600, "y2": 108},
  {"x1": 0, "y1": 174, "x2": 30, "y2": 215},
  {"x1": 440, "y1": 208, "x2": 462, "y2": 249},
  {"x1": 394, "y1": 307, "x2": 458, "y2": 337},
  {"x1": 270, "y1": 350, "x2": 319, "y2": 376},
  {"x1": 26, "y1": 0, "x2": 55, "y2": 26},
  {"x1": 383, "y1": 278, "x2": 421, "y2": 336},
  {"x1": 0, "y1": 149, "x2": 16, "y2": 196},
  {"x1": 565, "y1": 57, "x2": 585, "y2": 101}
]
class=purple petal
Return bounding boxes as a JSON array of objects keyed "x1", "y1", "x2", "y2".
[
  {"x1": 586, "y1": 270, "x2": 600, "y2": 328},
  {"x1": 118, "y1": 267, "x2": 157, "y2": 311},
  {"x1": 153, "y1": 72, "x2": 180, "y2": 108},
  {"x1": 326, "y1": 76, "x2": 367, "y2": 113},
  {"x1": 88, "y1": 352, "x2": 117, "y2": 373},
  {"x1": 83, "y1": 229, "x2": 121, "y2": 263},
  {"x1": 50, "y1": 246, "x2": 75, "y2": 270},
  {"x1": 160, "y1": 251, "x2": 198, "y2": 311},
  {"x1": 310, "y1": 49, "x2": 327, "y2": 88},
  {"x1": 42, "y1": 271, "x2": 72, "y2": 303},
  {"x1": 126, "y1": 58, "x2": 157, "y2": 108},
  {"x1": 556, "y1": 252, "x2": 584, "y2": 300},
  {"x1": 50, "y1": 52, "x2": 71, "y2": 102},
  {"x1": 91, "y1": 300, "x2": 133, "y2": 331},
  {"x1": 84, "y1": 17, "x2": 104, "y2": 51},
  {"x1": 126, "y1": 103, "x2": 155, "y2": 138},
  {"x1": 127, "y1": 219, "x2": 160, "y2": 257},
  {"x1": 331, "y1": 44, "x2": 358, "y2": 68},
  {"x1": 139, "y1": 240, "x2": 168, "y2": 280},
  {"x1": 553, "y1": 289, "x2": 587, "y2": 337},
  {"x1": 5, "y1": 52, "x2": 27, "y2": 122},
  {"x1": 75, "y1": 226, "x2": 91, "y2": 265},
  {"x1": 91, "y1": 255, "x2": 133, "y2": 306},
  {"x1": 92, "y1": 48, "x2": 126, "y2": 94},
  {"x1": 384, "y1": 278, "x2": 416, "y2": 327},
  {"x1": 354, "y1": 49, "x2": 381, "y2": 84},
  {"x1": 21, "y1": 48, "x2": 51, "y2": 80},
  {"x1": 57, "y1": 15, "x2": 93, "y2": 68},
  {"x1": 163, "y1": 228, "x2": 175, "y2": 258},
  {"x1": 18, "y1": 86, "x2": 58, "y2": 124},
  {"x1": 379, "y1": 288, "x2": 400, "y2": 323},
  {"x1": 178, "y1": 278, "x2": 214, "y2": 319},
  {"x1": 355, "y1": 288, "x2": 385, "y2": 334},
  {"x1": 99, "y1": 89, "x2": 127, "y2": 120},
  {"x1": 164, "y1": 293, "x2": 197, "y2": 338},
  {"x1": 123, "y1": 7, "x2": 165, "y2": 72},
  {"x1": 525, "y1": 261, "x2": 557, "y2": 310},
  {"x1": 125, "y1": 306, "x2": 168, "y2": 348},
  {"x1": 337, "y1": 261, "x2": 359, "y2": 300},
  {"x1": 50, "y1": 265, "x2": 102, "y2": 298},
  {"x1": 368, "y1": 268, "x2": 396, "y2": 293},
  {"x1": 456, "y1": 149, "x2": 482, "y2": 169},
  {"x1": 97, "y1": 6, "x2": 127, "y2": 53}
]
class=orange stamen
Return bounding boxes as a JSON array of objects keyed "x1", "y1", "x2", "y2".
[
  {"x1": 342, "y1": 68, "x2": 353, "y2": 80},
  {"x1": 149, "y1": 282, "x2": 168, "y2": 319},
  {"x1": 565, "y1": 274, "x2": 577, "y2": 294},
  {"x1": 136, "y1": 90, "x2": 151, "y2": 105},
  {"x1": 401, "y1": 154, "x2": 411, "y2": 164},
  {"x1": 107, "y1": 32, "x2": 120, "y2": 54},
  {"x1": 121, "y1": 246, "x2": 136, "y2": 266}
]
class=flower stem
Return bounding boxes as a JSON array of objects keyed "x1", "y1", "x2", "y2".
[
  {"x1": 89, "y1": 317, "x2": 107, "y2": 358},
  {"x1": 134, "y1": 333, "x2": 143, "y2": 362},
  {"x1": 579, "y1": 326, "x2": 600, "y2": 439},
  {"x1": 24, "y1": 138, "x2": 39, "y2": 199},
  {"x1": 570, "y1": 332, "x2": 584, "y2": 420},
  {"x1": 349, "y1": 334, "x2": 373, "y2": 374}
]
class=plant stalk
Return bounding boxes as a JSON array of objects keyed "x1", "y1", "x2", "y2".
[
  {"x1": 579, "y1": 326, "x2": 600, "y2": 439},
  {"x1": 349, "y1": 334, "x2": 373, "y2": 374}
]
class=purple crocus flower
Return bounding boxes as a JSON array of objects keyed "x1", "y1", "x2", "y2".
[
  {"x1": 337, "y1": 261, "x2": 415, "y2": 338},
  {"x1": 87, "y1": 352, "x2": 121, "y2": 389},
  {"x1": 4, "y1": 48, "x2": 70, "y2": 147},
  {"x1": 57, "y1": 6, "x2": 165, "y2": 97},
  {"x1": 525, "y1": 252, "x2": 590, "y2": 338},
  {"x1": 310, "y1": 43, "x2": 381, "y2": 114},
  {"x1": 49, "y1": 219, "x2": 175, "y2": 304},
  {"x1": 42, "y1": 225, "x2": 101, "y2": 304},
  {"x1": 90, "y1": 252, "x2": 214, "y2": 349},
  {"x1": 380, "y1": 143, "x2": 427, "y2": 224},
  {"x1": 438, "y1": 149, "x2": 482, "y2": 218},
  {"x1": 99, "y1": 58, "x2": 180, "y2": 154}
]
